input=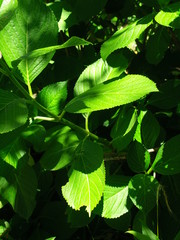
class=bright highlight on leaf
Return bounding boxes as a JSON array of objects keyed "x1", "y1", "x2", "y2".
[
  {"x1": 62, "y1": 139, "x2": 105, "y2": 216},
  {"x1": 65, "y1": 74, "x2": 158, "y2": 113}
]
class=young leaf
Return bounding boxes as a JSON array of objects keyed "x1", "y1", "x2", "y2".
[
  {"x1": 128, "y1": 174, "x2": 159, "y2": 214},
  {"x1": 155, "y1": 2, "x2": 180, "y2": 29},
  {"x1": 37, "y1": 81, "x2": 68, "y2": 115},
  {"x1": 0, "y1": 0, "x2": 58, "y2": 84},
  {"x1": 98, "y1": 175, "x2": 132, "y2": 219},
  {"x1": 62, "y1": 139, "x2": 105, "y2": 216},
  {"x1": 40, "y1": 126, "x2": 79, "y2": 171},
  {"x1": 111, "y1": 106, "x2": 137, "y2": 152},
  {"x1": 0, "y1": 0, "x2": 18, "y2": 30},
  {"x1": 151, "y1": 134, "x2": 180, "y2": 175},
  {"x1": 0, "y1": 89, "x2": 28, "y2": 133},
  {"x1": 65, "y1": 74, "x2": 158, "y2": 113},
  {"x1": 146, "y1": 27, "x2": 170, "y2": 65},
  {"x1": 101, "y1": 14, "x2": 154, "y2": 60},
  {"x1": 127, "y1": 141, "x2": 151, "y2": 173}
]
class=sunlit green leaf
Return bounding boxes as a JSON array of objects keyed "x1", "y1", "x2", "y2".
[
  {"x1": 0, "y1": 0, "x2": 18, "y2": 30},
  {"x1": 65, "y1": 75, "x2": 158, "y2": 113},
  {"x1": 155, "y1": 2, "x2": 180, "y2": 29},
  {"x1": 0, "y1": 0, "x2": 58, "y2": 84},
  {"x1": 101, "y1": 14, "x2": 154, "y2": 60},
  {"x1": 62, "y1": 139, "x2": 105, "y2": 216}
]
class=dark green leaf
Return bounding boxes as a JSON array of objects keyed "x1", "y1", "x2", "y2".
[
  {"x1": 0, "y1": 89, "x2": 28, "y2": 133},
  {"x1": 128, "y1": 174, "x2": 159, "y2": 213},
  {"x1": 146, "y1": 27, "x2": 170, "y2": 65},
  {"x1": 40, "y1": 126, "x2": 79, "y2": 171},
  {"x1": 127, "y1": 141, "x2": 151, "y2": 173},
  {"x1": 111, "y1": 106, "x2": 137, "y2": 151},
  {"x1": 151, "y1": 134, "x2": 180, "y2": 175}
]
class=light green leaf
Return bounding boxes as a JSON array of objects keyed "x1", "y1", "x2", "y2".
[
  {"x1": 41, "y1": 126, "x2": 79, "y2": 171},
  {"x1": 111, "y1": 106, "x2": 137, "y2": 152},
  {"x1": 151, "y1": 134, "x2": 180, "y2": 175},
  {"x1": 37, "y1": 81, "x2": 68, "y2": 115},
  {"x1": 127, "y1": 141, "x2": 150, "y2": 173},
  {"x1": 0, "y1": 89, "x2": 28, "y2": 133},
  {"x1": 0, "y1": 219, "x2": 9, "y2": 237},
  {"x1": 65, "y1": 74, "x2": 158, "y2": 113},
  {"x1": 0, "y1": 0, "x2": 58, "y2": 84},
  {"x1": 62, "y1": 139, "x2": 105, "y2": 216},
  {"x1": 100, "y1": 175, "x2": 132, "y2": 218},
  {"x1": 74, "y1": 53, "x2": 129, "y2": 96},
  {"x1": 101, "y1": 14, "x2": 154, "y2": 60},
  {"x1": 155, "y1": 2, "x2": 180, "y2": 29},
  {"x1": 146, "y1": 27, "x2": 170, "y2": 65},
  {"x1": 128, "y1": 174, "x2": 159, "y2": 213},
  {"x1": 0, "y1": 0, "x2": 18, "y2": 30}
]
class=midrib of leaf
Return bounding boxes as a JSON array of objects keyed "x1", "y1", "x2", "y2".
[{"x1": 25, "y1": 22, "x2": 32, "y2": 97}]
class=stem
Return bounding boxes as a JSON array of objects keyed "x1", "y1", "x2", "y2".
[{"x1": 34, "y1": 116, "x2": 57, "y2": 121}]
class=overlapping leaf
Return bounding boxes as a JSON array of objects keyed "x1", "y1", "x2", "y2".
[
  {"x1": 0, "y1": 0, "x2": 58, "y2": 84},
  {"x1": 151, "y1": 134, "x2": 180, "y2": 175},
  {"x1": 65, "y1": 74, "x2": 158, "y2": 113},
  {"x1": 155, "y1": 2, "x2": 180, "y2": 29},
  {"x1": 101, "y1": 14, "x2": 154, "y2": 60},
  {"x1": 62, "y1": 139, "x2": 105, "y2": 216}
]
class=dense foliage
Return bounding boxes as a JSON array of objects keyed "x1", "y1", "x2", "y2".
[{"x1": 0, "y1": 0, "x2": 180, "y2": 239}]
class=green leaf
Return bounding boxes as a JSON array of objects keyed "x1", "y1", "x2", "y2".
[
  {"x1": 126, "y1": 230, "x2": 157, "y2": 240},
  {"x1": 101, "y1": 14, "x2": 154, "y2": 60},
  {"x1": 0, "y1": 158, "x2": 37, "y2": 219},
  {"x1": 21, "y1": 124, "x2": 46, "y2": 152},
  {"x1": 37, "y1": 81, "x2": 68, "y2": 115},
  {"x1": 74, "y1": 53, "x2": 129, "y2": 96},
  {"x1": 155, "y1": 2, "x2": 180, "y2": 29},
  {"x1": 0, "y1": 137, "x2": 26, "y2": 168},
  {"x1": 148, "y1": 79, "x2": 180, "y2": 109},
  {"x1": 65, "y1": 74, "x2": 158, "y2": 113},
  {"x1": 146, "y1": 27, "x2": 170, "y2": 65},
  {"x1": 0, "y1": 219, "x2": 9, "y2": 237},
  {"x1": 0, "y1": 89, "x2": 28, "y2": 133},
  {"x1": 40, "y1": 126, "x2": 79, "y2": 171},
  {"x1": 151, "y1": 134, "x2": 180, "y2": 175},
  {"x1": 99, "y1": 175, "x2": 132, "y2": 218},
  {"x1": 0, "y1": 0, "x2": 18, "y2": 30},
  {"x1": 111, "y1": 106, "x2": 137, "y2": 152},
  {"x1": 105, "y1": 212, "x2": 131, "y2": 231},
  {"x1": 128, "y1": 174, "x2": 159, "y2": 213},
  {"x1": 62, "y1": 139, "x2": 105, "y2": 216},
  {"x1": 141, "y1": 111, "x2": 160, "y2": 148},
  {"x1": 0, "y1": 0, "x2": 58, "y2": 84},
  {"x1": 175, "y1": 230, "x2": 180, "y2": 240},
  {"x1": 14, "y1": 37, "x2": 92, "y2": 65},
  {"x1": 127, "y1": 141, "x2": 151, "y2": 173}
]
